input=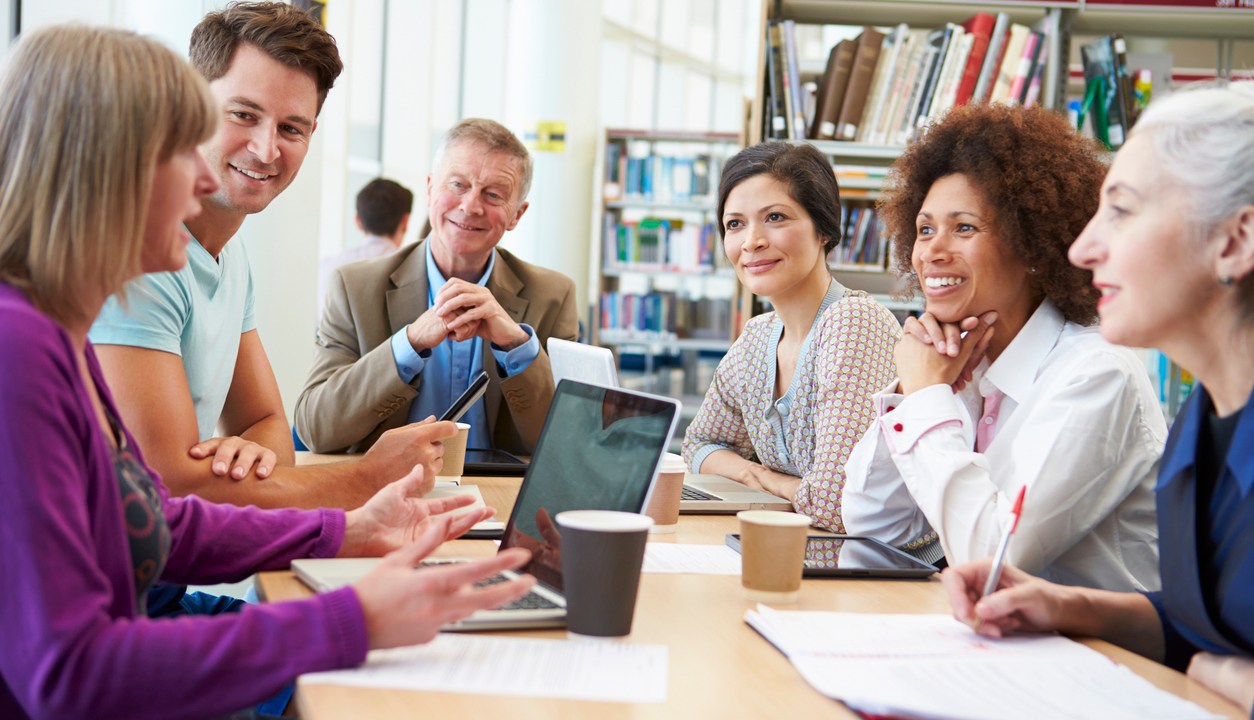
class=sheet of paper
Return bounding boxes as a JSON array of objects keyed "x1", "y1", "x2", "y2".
[
  {"x1": 642, "y1": 543, "x2": 742, "y2": 575},
  {"x1": 424, "y1": 484, "x2": 503, "y2": 533},
  {"x1": 747, "y1": 607, "x2": 1221, "y2": 720},
  {"x1": 301, "y1": 634, "x2": 668, "y2": 704}
]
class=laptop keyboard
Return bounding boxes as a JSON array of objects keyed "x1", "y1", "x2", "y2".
[
  {"x1": 682, "y1": 484, "x2": 718, "y2": 501},
  {"x1": 475, "y1": 573, "x2": 560, "y2": 610}
]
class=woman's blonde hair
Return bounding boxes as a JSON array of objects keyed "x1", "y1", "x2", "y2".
[{"x1": 0, "y1": 24, "x2": 218, "y2": 325}]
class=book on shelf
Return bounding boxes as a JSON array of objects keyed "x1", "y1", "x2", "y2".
[
  {"x1": 603, "y1": 215, "x2": 725, "y2": 274},
  {"x1": 600, "y1": 291, "x2": 731, "y2": 342},
  {"x1": 1007, "y1": 30, "x2": 1043, "y2": 105},
  {"x1": 765, "y1": 23, "x2": 788, "y2": 139},
  {"x1": 782, "y1": 20, "x2": 809, "y2": 140},
  {"x1": 954, "y1": 12, "x2": 997, "y2": 107},
  {"x1": 856, "y1": 24, "x2": 909, "y2": 143},
  {"x1": 828, "y1": 204, "x2": 886, "y2": 269},
  {"x1": 929, "y1": 28, "x2": 974, "y2": 124},
  {"x1": 971, "y1": 13, "x2": 1011, "y2": 104},
  {"x1": 810, "y1": 38, "x2": 856, "y2": 140},
  {"x1": 609, "y1": 143, "x2": 718, "y2": 205},
  {"x1": 766, "y1": 10, "x2": 1063, "y2": 145},
  {"x1": 834, "y1": 26, "x2": 885, "y2": 141},
  {"x1": 990, "y1": 23, "x2": 1030, "y2": 104},
  {"x1": 1022, "y1": 37, "x2": 1049, "y2": 108}
]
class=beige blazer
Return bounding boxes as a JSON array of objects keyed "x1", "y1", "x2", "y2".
[{"x1": 295, "y1": 240, "x2": 579, "y2": 454}]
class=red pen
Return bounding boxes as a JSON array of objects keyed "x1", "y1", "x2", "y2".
[{"x1": 980, "y1": 485, "x2": 1027, "y2": 600}]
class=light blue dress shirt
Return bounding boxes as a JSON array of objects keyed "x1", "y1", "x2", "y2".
[{"x1": 388, "y1": 244, "x2": 540, "y2": 450}]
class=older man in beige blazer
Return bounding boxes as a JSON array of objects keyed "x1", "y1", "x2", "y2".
[{"x1": 297, "y1": 119, "x2": 578, "y2": 455}]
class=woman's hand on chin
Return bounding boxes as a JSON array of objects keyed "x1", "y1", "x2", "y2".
[{"x1": 896, "y1": 311, "x2": 996, "y2": 395}]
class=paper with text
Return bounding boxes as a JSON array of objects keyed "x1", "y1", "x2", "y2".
[
  {"x1": 301, "y1": 634, "x2": 668, "y2": 704},
  {"x1": 643, "y1": 543, "x2": 742, "y2": 575},
  {"x1": 747, "y1": 607, "x2": 1221, "y2": 720}
]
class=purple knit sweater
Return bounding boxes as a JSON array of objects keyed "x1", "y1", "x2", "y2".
[{"x1": 0, "y1": 285, "x2": 368, "y2": 720}]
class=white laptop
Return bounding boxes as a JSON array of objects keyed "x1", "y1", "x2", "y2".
[
  {"x1": 292, "y1": 379, "x2": 680, "y2": 631},
  {"x1": 680, "y1": 473, "x2": 794, "y2": 513},
  {"x1": 546, "y1": 338, "x2": 790, "y2": 514},
  {"x1": 547, "y1": 337, "x2": 619, "y2": 388}
]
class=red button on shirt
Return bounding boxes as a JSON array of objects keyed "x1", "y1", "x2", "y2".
[{"x1": 893, "y1": 423, "x2": 903, "y2": 432}]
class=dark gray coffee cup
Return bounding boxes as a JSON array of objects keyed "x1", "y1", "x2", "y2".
[{"x1": 555, "y1": 510, "x2": 653, "y2": 637}]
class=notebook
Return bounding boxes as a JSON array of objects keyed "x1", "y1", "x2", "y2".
[
  {"x1": 292, "y1": 379, "x2": 680, "y2": 631},
  {"x1": 547, "y1": 337, "x2": 619, "y2": 389}
]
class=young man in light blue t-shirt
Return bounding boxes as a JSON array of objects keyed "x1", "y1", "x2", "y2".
[{"x1": 89, "y1": 4, "x2": 451, "y2": 514}]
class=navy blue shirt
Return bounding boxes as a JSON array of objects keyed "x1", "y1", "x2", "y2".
[{"x1": 1145, "y1": 384, "x2": 1254, "y2": 681}]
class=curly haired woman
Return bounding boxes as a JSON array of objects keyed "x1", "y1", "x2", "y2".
[{"x1": 840, "y1": 104, "x2": 1165, "y2": 591}]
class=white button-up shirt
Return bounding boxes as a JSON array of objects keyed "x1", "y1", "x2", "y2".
[{"x1": 842, "y1": 300, "x2": 1165, "y2": 591}]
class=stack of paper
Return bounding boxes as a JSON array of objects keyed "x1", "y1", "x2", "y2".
[
  {"x1": 303, "y1": 634, "x2": 667, "y2": 704},
  {"x1": 746, "y1": 607, "x2": 1220, "y2": 720}
]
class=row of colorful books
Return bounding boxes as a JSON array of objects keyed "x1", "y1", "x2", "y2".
[
  {"x1": 828, "y1": 205, "x2": 887, "y2": 269},
  {"x1": 766, "y1": 12, "x2": 1061, "y2": 145},
  {"x1": 600, "y1": 292, "x2": 732, "y2": 340},
  {"x1": 603, "y1": 141, "x2": 718, "y2": 203},
  {"x1": 602, "y1": 214, "x2": 728, "y2": 274}
]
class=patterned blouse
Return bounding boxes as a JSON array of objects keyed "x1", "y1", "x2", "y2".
[{"x1": 682, "y1": 280, "x2": 901, "y2": 533}]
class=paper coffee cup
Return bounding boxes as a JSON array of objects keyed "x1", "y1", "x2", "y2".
[
  {"x1": 645, "y1": 453, "x2": 687, "y2": 533},
  {"x1": 737, "y1": 510, "x2": 811, "y2": 603},
  {"x1": 437, "y1": 422, "x2": 471, "y2": 479},
  {"x1": 556, "y1": 510, "x2": 652, "y2": 637}
]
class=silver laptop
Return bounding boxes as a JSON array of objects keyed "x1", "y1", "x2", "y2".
[
  {"x1": 545, "y1": 337, "x2": 786, "y2": 513},
  {"x1": 547, "y1": 337, "x2": 619, "y2": 388},
  {"x1": 293, "y1": 379, "x2": 680, "y2": 631},
  {"x1": 680, "y1": 473, "x2": 794, "y2": 513}
]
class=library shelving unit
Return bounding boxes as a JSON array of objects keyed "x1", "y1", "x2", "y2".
[
  {"x1": 592, "y1": 128, "x2": 741, "y2": 347},
  {"x1": 744, "y1": 0, "x2": 1254, "y2": 330}
]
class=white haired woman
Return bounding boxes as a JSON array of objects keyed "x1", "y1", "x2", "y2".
[{"x1": 941, "y1": 83, "x2": 1254, "y2": 715}]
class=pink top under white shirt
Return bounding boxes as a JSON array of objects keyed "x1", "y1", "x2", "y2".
[{"x1": 840, "y1": 299, "x2": 1166, "y2": 592}]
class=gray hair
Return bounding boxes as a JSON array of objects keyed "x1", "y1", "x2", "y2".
[
  {"x1": 1131, "y1": 82, "x2": 1254, "y2": 320},
  {"x1": 431, "y1": 118, "x2": 533, "y2": 202}
]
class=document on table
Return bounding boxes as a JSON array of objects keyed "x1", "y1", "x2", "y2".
[
  {"x1": 642, "y1": 543, "x2": 742, "y2": 575},
  {"x1": 301, "y1": 634, "x2": 667, "y2": 704},
  {"x1": 746, "y1": 607, "x2": 1222, "y2": 720}
]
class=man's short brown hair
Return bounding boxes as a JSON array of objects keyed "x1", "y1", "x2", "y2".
[{"x1": 189, "y1": 1, "x2": 343, "y2": 115}]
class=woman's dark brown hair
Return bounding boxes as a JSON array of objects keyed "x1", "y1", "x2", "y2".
[
  {"x1": 880, "y1": 104, "x2": 1107, "y2": 325},
  {"x1": 717, "y1": 142, "x2": 842, "y2": 255}
]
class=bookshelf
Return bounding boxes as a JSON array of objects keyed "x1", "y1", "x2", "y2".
[
  {"x1": 592, "y1": 129, "x2": 742, "y2": 351},
  {"x1": 743, "y1": 0, "x2": 1254, "y2": 331}
]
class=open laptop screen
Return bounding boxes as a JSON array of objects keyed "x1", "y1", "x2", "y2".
[{"x1": 501, "y1": 380, "x2": 678, "y2": 592}]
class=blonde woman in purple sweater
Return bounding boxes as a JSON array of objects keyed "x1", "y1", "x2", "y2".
[{"x1": 0, "y1": 25, "x2": 533, "y2": 720}]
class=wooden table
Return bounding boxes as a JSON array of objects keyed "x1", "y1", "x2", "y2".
[{"x1": 260, "y1": 473, "x2": 1244, "y2": 719}]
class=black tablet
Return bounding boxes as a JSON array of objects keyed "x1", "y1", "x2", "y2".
[
  {"x1": 724, "y1": 534, "x2": 938, "y2": 579},
  {"x1": 462, "y1": 448, "x2": 529, "y2": 476}
]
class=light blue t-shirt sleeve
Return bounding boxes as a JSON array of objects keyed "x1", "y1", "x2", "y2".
[
  {"x1": 390, "y1": 328, "x2": 429, "y2": 384},
  {"x1": 491, "y1": 324, "x2": 539, "y2": 377},
  {"x1": 241, "y1": 253, "x2": 257, "y2": 333},
  {"x1": 88, "y1": 271, "x2": 190, "y2": 356}
]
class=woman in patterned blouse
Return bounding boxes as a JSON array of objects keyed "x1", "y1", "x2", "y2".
[{"x1": 682, "y1": 142, "x2": 902, "y2": 533}]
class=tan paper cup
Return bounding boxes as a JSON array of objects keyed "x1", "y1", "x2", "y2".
[
  {"x1": 437, "y1": 422, "x2": 471, "y2": 480},
  {"x1": 737, "y1": 510, "x2": 811, "y2": 603},
  {"x1": 645, "y1": 452, "x2": 687, "y2": 533}
]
